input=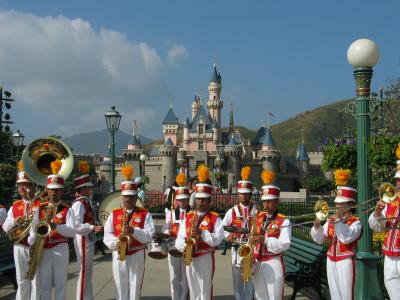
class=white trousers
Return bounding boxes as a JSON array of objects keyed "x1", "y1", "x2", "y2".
[
  {"x1": 112, "y1": 249, "x2": 145, "y2": 300},
  {"x1": 186, "y1": 253, "x2": 214, "y2": 300},
  {"x1": 39, "y1": 243, "x2": 69, "y2": 300},
  {"x1": 74, "y1": 235, "x2": 95, "y2": 300},
  {"x1": 384, "y1": 256, "x2": 400, "y2": 300},
  {"x1": 231, "y1": 247, "x2": 254, "y2": 300},
  {"x1": 14, "y1": 244, "x2": 39, "y2": 300},
  {"x1": 253, "y1": 256, "x2": 284, "y2": 300},
  {"x1": 326, "y1": 257, "x2": 355, "y2": 300},
  {"x1": 168, "y1": 254, "x2": 189, "y2": 300}
]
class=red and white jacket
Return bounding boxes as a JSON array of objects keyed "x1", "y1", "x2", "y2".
[
  {"x1": 369, "y1": 198, "x2": 400, "y2": 256},
  {"x1": 312, "y1": 215, "x2": 362, "y2": 262},
  {"x1": 175, "y1": 210, "x2": 224, "y2": 257},
  {"x1": 254, "y1": 212, "x2": 291, "y2": 262},
  {"x1": 162, "y1": 208, "x2": 188, "y2": 238},
  {"x1": 28, "y1": 201, "x2": 76, "y2": 249},
  {"x1": 72, "y1": 196, "x2": 96, "y2": 237},
  {"x1": 103, "y1": 206, "x2": 155, "y2": 256},
  {"x1": 222, "y1": 203, "x2": 257, "y2": 242},
  {"x1": 2, "y1": 198, "x2": 42, "y2": 247}
]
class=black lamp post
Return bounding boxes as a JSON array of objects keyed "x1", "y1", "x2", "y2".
[
  {"x1": 12, "y1": 130, "x2": 24, "y2": 161},
  {"x1": 105, "y1": 106, "x2": 122, "y2": 192}
]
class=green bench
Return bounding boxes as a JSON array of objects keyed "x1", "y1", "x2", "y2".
[
  {"x1": 284, "y1": 236, "x2": 327, "y2": 300},
  {"x1": 0, "y1": 235, "x2": 17, "y2": 289}
]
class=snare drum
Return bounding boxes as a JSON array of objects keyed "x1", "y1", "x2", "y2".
[
  {"x1": 167, "y1": 239, "x2": 182, "y2": 257},
  {"x1": 147, "y1": 240, "x2": 168, "y2": 259}
]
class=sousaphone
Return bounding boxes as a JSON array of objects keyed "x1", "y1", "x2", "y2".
[
  {"x1": 8, "y1": 137, "x2": 73, "y2": 243},
  {"x1": 21, "y1": 136, "x2": 74, "y2": 186}
]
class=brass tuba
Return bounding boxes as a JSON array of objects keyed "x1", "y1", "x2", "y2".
[
  {"x1": 21, "y1": 137, "x2": 74, "y2": 187},
  {"x1": 238, "y1": 211, "x2": 259, "y2": 282},
  {"x1": 379, "y1": 182, "x2": 396, "y2": 204},
  {"x1": 183, "y1": 211, "x2": 198, "y2": 266}
]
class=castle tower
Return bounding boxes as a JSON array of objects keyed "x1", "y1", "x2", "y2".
[
  {"x1": 122, "y1": 122, "x2": 144, "y2": 175},
  {"x1": 259, "y1": 127, "x2": 281, "y2": 175},
  {"x1": 160, "y1": 137, "x2": 177, "y2": 189},
  {"x1": 207, "y1": 64, "x2": 223, "y2": 129},
  {"x1": 297, "y1": 141, "x2": 310, "y2": 183},
  {"x1": 162, "y1": 105, "x2": 179, "y2": 145},
  {"x1": 192, "y1": 94, "x2": 199, "y2": 119},
  {"x1": 212, "y1": 119, "x2": 218, "y2": 143},
  {"x1": 224, "y1": 135, "x2": 241, "y2": 190},
  {"x1": 183, "y1": 117, "x2": 190, "y2": 150},
  {"x1": 229, "y1": 102, "x2": 235, "y2": 135}
]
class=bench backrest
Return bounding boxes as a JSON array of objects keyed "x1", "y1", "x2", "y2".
[{"x1": 285, "y1": 236, "x2": 325, "y2": 264}]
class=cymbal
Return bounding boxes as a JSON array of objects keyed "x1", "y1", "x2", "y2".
[{"x1": 223, "y1": 226, "x2": 249, "y2": 234}]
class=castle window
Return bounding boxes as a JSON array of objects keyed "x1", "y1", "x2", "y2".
[
  {"x1": 199, "y1": 124, "x2": 204, "y2": 134},
  {"x1": 198, "y1": 141, "x2": 204, "y2": 150},
  {"x1": 214, "y1": 96, "x2": 216, "y2": 100}
]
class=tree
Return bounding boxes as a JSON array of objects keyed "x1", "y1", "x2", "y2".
[
  {"x1": 321, "y1": 142, "x2": 357, "y2": 185},
  {"x1": 369, "y1": 131, "x2": 400, "y2": 185},
  {"x1": 302, "y1": 175, "x2": 335, "y2": 193}
]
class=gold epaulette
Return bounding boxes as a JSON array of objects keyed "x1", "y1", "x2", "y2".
[
  {"x1": 62, "y1": 203, "x2": 71, "y2": 208},
  {"x1": 187, "y1": 210, "x2": 195, "y2": 216},
  {"x1": 112, "y1": 207, "x2": 123, "y2": 211},
  {"x1": 136, "y1": 206, "x2": 148, "y2": 212},
  {"x1": 13, "y1": 199, "x2": 22, "y2": 205},
  {"x1": 277, "y1": 213, "x2": 286, "y2": 218},
  {"x1": 210, "y1": 211, "x2": 219, "y2": 217}
]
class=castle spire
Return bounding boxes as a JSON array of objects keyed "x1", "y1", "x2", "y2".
[{"x1": 229, "y1": 102, "x2": 234, "y2": 134}]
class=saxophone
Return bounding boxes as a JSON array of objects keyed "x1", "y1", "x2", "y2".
[
  {"x1": 238, "y1": 210, "x2": 259, "y2": 282},
  {"x1": 117, "y1": 208, "x2": 129, "y2": 261},
  {"x1": 26, "y1": 201, "x2": 54, "y2": 280},
  {"x1": 183, "y1": 210, "x2": 198, "y2": 266}
]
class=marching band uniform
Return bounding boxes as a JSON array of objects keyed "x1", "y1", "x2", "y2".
[
  {"x1": 253, "y1": 182, "x2": 291, "y2": 300},
  {"x1": 72, "y1": 168, "x2": 96, "y2": 300},
  {"x1": 103, "y1": 179, "x2": 155, "y2": 300},
  {"x1": 369, "y1": 160, "x2": 400, "y2": 299},
  {"x1": 2, "y1": 171, "x2": 41, "y2": 300},
  {"x1": 222, "y1": 168, "x2": 255, "y2": 300},
  {"x1": 312, "y1": 182, "x2": 361, "y2": 300},
  {"x1": 175, "y1": 181, "x2": 224, "y2": 300},
  {"x1": 28, "y1": 174, "x2": 75, "y2": 300},
  {"x1": 162, "y1": 182, "x2": 189, "y2": 300}
]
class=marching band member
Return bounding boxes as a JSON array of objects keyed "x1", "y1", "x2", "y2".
[
  {"x1": 369, "y1": 148, "x2": 400, "y2": 299},
  {"x1": 28, "y1": 160, "x2": 76, "y2": 300},
  {"x1": 162, "y1": 173, "x2": 190, "y2": 300},
  {"x1": 72, "y1": 161, "x2": 103, "y2": 300},
  {"x1": 2, "y1": 162, "x2": 41, "y2": 300},
  {"x1": 103, "y1": 164, "x2": 155, "y2": 300},
  {"x1": 175, "y1": 165, "x2": 224, "y2": 300},
  {"x1": 312, "y1": 169, "x2": 362, "y2": 300},
  {"x1": 222, "y1": 166, "x2": 256, "y2": 300},
  {"x1": 252, "y1": 170, "x2": 291, "y2": 300}
]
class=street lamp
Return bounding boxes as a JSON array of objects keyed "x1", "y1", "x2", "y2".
[
  {"x1": 105, "y1": 106, "x2": 122, "y2": 192},
  {"x1": 140, "y1": 153, "x2": 147, "y2": 191},
  {"x1": 347, "y1": 38, "x2": 382, "y2": 299},
  {"x1": 12, "y1": 130, "x2": 24, "y2": 161}
]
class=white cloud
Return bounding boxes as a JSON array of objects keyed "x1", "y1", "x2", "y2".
[
  {"x1": 166, "y1": 42, "x2": 189, "y2": 66},
  {"x1": 0, "y1": 10, "x2": 171, "y2": 140}
]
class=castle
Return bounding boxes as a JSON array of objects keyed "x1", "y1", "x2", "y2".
[{"x1": 96, "y1": 64, "x2": 322, "y2": 192}]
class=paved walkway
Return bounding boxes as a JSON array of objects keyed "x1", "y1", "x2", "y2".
[{"x1": 0, "y1": 249, "x2": 312, "y2": 300}]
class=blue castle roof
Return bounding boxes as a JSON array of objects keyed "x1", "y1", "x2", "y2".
[
  {"x1": 298, "y1": 142, "x2": 310, "y2": 161},
  {"x1": 162, "y1": 107, "x2": 179, "y2": 125}
]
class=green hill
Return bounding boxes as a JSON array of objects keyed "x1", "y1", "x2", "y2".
[{"x1": 235, "y1": 98, "x2": 356, "y2": 156}]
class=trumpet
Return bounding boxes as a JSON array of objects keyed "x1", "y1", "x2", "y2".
[{"x1": 379, "y1": 182, "x2": 396, "y2": 204}]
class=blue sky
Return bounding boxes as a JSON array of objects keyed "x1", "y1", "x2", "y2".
[{"x1": 0, "y1": 1, "x2": 399, "y2": 142}]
